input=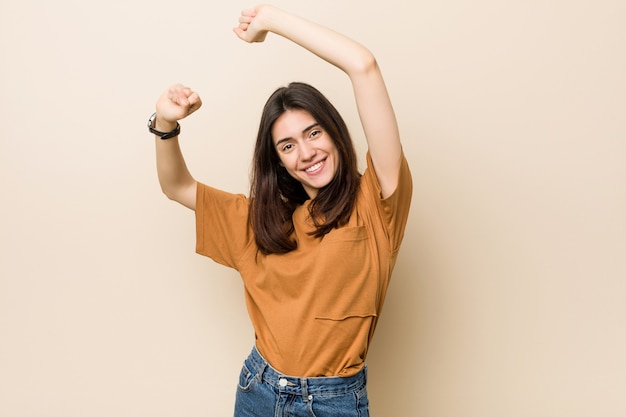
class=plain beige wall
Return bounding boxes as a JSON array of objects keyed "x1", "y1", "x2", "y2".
[{"x1": 1, "y1": 0, "x2": 625, "y2": 416}]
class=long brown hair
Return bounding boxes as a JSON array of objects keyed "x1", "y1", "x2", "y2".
[{"x1": 249, "y1": 82, "x2": 361, "y2": 254}]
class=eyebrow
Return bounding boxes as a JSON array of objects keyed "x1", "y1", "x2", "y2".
[{"x1": 275, "y1": 123, "x2": 320, "y2": 147}]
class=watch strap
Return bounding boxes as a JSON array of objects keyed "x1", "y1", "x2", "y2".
[{"x1": 148, "y1": 112, "x2": 180, "y2": 140}]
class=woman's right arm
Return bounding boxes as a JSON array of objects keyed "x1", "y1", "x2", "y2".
[{"x1": 153, "y1": 84, "x2": 202, "y2": 211}]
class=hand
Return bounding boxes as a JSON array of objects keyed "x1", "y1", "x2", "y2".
[
  {"x1": 155, "y1": 84, "x2": 202, "y2": 129},
  {"x1": 233, "y1": 5, "x2": 270, "y2": 43}
]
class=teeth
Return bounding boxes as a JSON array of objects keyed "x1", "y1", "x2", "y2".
[{"x1": 306, "y1": 162, "x2": 323, "y2": 172}]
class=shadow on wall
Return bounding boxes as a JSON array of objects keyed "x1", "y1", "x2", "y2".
[{"x1": 366, "y1": 229, "x2": 425, "y2": 416}]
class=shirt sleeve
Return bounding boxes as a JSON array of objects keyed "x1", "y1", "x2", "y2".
[
  {"x1": 195, "y1": 183, "x2": 255, "y2": 269},
  {"x1": 361, "y1": 151, "x2": 413, "y2": 253}
]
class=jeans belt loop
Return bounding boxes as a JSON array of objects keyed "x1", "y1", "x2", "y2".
[
  {"x1": 257, "y1": 361, "x2": 267, "y2": 383},
  {"x1": 301, "y1": 378, "x2": 309, "y2": 402}
]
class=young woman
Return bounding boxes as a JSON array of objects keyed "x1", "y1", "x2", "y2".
[{"x1": 149, "y1": 5, "x2": 412, "y2": 416}]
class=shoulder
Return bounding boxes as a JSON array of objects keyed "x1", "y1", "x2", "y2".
[
  {"x1": 360, "y1": 151, "x2": 412, "y2": 204},
  {"x1": 196, "y1": 182, "x2": 250, "y2": 210}
]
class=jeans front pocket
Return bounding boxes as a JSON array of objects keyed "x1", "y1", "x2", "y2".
[
  {"x1": 306, "y1": 386, "x2": 370, "y2": 417},
  {"x1": 355, "y1": 384, "x2": 371, "y2": 417},
  {"x1": 237, "y1": 362, "x2": 256, "y2": 392}
]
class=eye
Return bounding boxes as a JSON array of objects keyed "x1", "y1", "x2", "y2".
[
  {"x1": 281, "y1": 143, "x2": 294, "y2": 152},
  {"x1": 309, "y1": 129, "x2": 322, "y2": 139}
]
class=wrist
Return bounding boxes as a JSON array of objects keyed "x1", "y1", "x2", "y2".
[
  {"x1": 148, "y1": 112, "x2": 181, "y2": 140},
  {"x1": 154, "y1": 116, "x2": 177, "y2": 132},
  {"x1": 255, "y1": 4, "x2": 280, "y2": 31}
]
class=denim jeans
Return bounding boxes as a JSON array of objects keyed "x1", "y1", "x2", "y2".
[{"x1": 234, "y1": 346, "x2": 370, "y2": 417}]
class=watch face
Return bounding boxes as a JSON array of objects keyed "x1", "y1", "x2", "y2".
[{"x1": 148, "y1": 112, "x2": 157, "y2": 128}]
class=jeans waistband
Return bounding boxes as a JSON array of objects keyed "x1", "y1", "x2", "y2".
[{"x1": 245, "y1": 346, "x2": 368, "y2": 397}]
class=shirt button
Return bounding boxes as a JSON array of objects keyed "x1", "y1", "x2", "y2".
[{"x1": 279, "y1": 378, "x2": 288, "y2": 387}]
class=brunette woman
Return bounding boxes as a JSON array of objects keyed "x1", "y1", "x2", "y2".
[{"x1": 149, "y1": 5, "x2": 412, "y2": 416}]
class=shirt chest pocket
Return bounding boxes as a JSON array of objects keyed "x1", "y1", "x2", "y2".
[{"x1": 313, "y1": 226, "x2": 378, "y2": 320}]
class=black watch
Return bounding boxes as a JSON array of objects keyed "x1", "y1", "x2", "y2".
[{"x1": 148, "y1": 112, "x2": 180, "y2": 140}]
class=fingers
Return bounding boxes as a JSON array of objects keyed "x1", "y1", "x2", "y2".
[
  {"x1": 168, "y1": 85, "x2": 188, "y2": 105},
  {"x1": 233, "y1": 27, "x2": 245, "y2": 39},
  {"x1": 237, "y1": 10, "x2": 255, "y2": 29},
  {"x1": 168, "y1": 84, "x2": 200, "y2": 108},
  {"x1": 239, "y1": 8, "x2": 257, "y2": 20},
  {"x1": 157, "y1": 84, "x2": 202, "y2": 122},
  {"x1": 233, "y1": 8, "x2": 260, "y2": 41},
  {"x1": 234, "y1": 19, "x2": 252, "y2": 37},
  {"x1": 238, "y1": 13, "x2": 255, "y2": 25},
  {"x1": 187, "y1": 92, "x2": 202, "y2": 113}
]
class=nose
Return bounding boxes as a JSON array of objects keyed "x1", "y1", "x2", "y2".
[{"x1": 298, "y1": 141, "x2": 316, "y2": 161}]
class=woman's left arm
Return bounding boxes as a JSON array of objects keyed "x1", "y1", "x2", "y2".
[{"x1": 234, "y1": 5, "x2": 402, "y2": 198}]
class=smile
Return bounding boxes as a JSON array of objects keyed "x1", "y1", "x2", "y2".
[{"x1": 305, "y1": 160, "x2": 324, "y2": 173}]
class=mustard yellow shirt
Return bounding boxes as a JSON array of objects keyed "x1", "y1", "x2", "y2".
[{"x1": 196, "y1": 153, "x2": 412, "y2": 376}]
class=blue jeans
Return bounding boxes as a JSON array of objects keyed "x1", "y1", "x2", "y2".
[{"x1": 234, "y1": 346, "x2": 370, "y2": 417}]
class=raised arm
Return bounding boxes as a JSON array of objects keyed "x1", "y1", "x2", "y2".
[
  {"x1": 153, "y1": 84, "x2": 202, "y2": 210},
  {"x1": 234, "y1": 5, "x2": 403, "y2": 198}
]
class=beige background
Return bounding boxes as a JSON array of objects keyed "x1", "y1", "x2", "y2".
[{"x1": 1, "y1": 0, "x2": 625, "y2": 416}]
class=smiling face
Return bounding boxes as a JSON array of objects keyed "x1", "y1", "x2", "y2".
[{"x1": 271, "y1": 109, "x2": 339, "y2": 199}]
